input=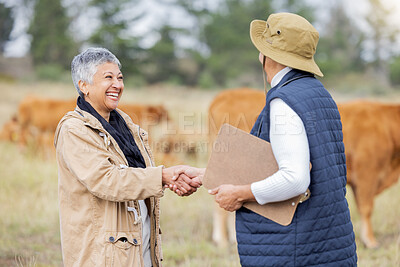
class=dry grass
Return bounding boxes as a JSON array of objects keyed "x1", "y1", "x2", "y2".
[
  {"x1": 0, "y1": 142, "x2": 61, "y2": 266},
  {"x1": 347, "y1": 183, "x2": 400, "y2": 267},
  {"x1": 0, "y1": 80, "x2": 400, "y2": 266}
]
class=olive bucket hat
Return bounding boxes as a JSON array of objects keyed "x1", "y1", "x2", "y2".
[{"x1": 250, "y1": 12, "x2": 323, "y2": 77}]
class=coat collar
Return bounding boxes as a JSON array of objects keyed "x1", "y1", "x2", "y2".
[
  {"x1": 272, "y1": 69, "x2": 314, "y2": 90},
  {"x1": 54, "y1": 106, "x2": 140, "y2": 148}
]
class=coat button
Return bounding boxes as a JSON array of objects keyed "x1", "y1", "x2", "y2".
[
  {"x1": 133, "y1": 238, "x2": 138, "y2": 245},
  {"x1": 109, "y1": 236, "x2": 115, "y2": 242}
]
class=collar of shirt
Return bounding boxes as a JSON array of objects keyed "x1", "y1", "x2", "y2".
[{"x1": 271, "y1": 67, "x2": 293, "y2": 88}]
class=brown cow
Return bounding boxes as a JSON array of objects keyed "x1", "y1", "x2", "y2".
[
  {"x1": 208, "y1": 88, "x2": 400, "y2": 249},
  {"x1": 0, "y1": 114, "x2": 20, "y2": 142},
  {"x1": 118, "y1": 102, "x2": 169, "y2": 127},
  {"x1": 17, "y1": 96, "x2": 76, "y2": 145},
  {"x1": 18, "y1": 96, "x2": 76, "y2": 133},
  {"x1": 17, "y1": 96, "x2": 169, "y2": 138},
  {"x1": 209, "y1": 88, "x2": 265, "y2": 135},
  {"x1": 208, "y1": 88, "x2": 265, "y2": 247},
  {"x1": 339, "y1": 101, "x2": 400, "y2": 248},
  {"x1": 7, "y1": 95, "x2": 169, "y2": 152}
]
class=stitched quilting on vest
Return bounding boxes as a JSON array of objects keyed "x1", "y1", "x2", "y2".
[{"x1": 236, "y1": 70, "x2": 357, "y2": 267}]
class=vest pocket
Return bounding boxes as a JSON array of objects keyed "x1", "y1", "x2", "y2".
[{"x1": 104, "y1": 232, "x2": 142, "y2": 266}]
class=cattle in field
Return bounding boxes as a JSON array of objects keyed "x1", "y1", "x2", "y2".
[
  {"x1": 118, "y1": 102, "x2": 169, "y2": 126},
  {"x1": 16, "y1": 96, "x2": 169, "y2": 140},
  {"x1": 209, "y1": 88, "x2": 265, "y2": 135},
  {"x1": 17, "y1": 96, "x2": 76, "y2": 145},
  {"x1": 338, "y1": 101, "x2": 400, "y2": 248},
  {"x1": 208, "y1": 88, "x2": 265, "y2": 247},
  {"x1": 3, "y1": 95, "x2": 170, "y2": 151},
  {"x1": 0, "y1": 114, "x2": 20, "y2": 142},
  {"x1": 208, "y1": 88, "x2": 400, "y2": 249}
]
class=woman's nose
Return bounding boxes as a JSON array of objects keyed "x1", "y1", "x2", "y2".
[{"x1": 112, "y1": 78, "x2": 123, "y2": 88}]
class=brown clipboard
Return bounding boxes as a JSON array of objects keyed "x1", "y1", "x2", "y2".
[{"x1": 203, "y1": 123, "x2": 310, "y2": 226}]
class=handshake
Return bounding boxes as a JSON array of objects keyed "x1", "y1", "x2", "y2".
[
  {"x1": 162, "y1": 165, "x2": 250, "y2": 212},
  {"x1": 161, "y1": 165, "x2": 206, "y2": 197}
]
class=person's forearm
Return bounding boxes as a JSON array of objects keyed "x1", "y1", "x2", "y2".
[
  {"x1": 59, "y1": 125, "x2": 164, "y2": 201},
  {"x1": 236, "y1": 184, "x2": 256, "y2": 202},
  {"x1": 251, "y1": 98, "x2": 310, "y2": 205}
]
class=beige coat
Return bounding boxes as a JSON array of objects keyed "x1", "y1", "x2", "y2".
[{"x1": 54, "y1": 106, "x2": 164, "y2": 267}]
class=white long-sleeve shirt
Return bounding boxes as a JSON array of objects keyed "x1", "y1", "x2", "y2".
[{"x1": 251, "y1": 67, "x2": 310, "y2": 205}]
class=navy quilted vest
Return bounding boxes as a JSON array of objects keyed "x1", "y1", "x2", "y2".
[{"x1": 235, "y1": 69, "x2": 357, "y2": 267}]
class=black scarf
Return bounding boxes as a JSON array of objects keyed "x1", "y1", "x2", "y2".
[{"x1": 77, "y1": 96, "x2": 146, "y2": 168}]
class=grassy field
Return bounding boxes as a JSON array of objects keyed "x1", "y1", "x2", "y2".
[{"x1": 0, "y1": 80, "x2": 399, "y2": 266}]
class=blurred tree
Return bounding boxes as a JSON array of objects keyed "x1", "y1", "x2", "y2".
[
  {"x1": 316, "y1": 2, "x2": 365, "y2": 76},
  {"x1": 364, "y1": 0, "x2": 399, "y2": 81},
  {"x1": 200, "y1": 0, "x2": 274, "y2": 86},
  {"x1": 142, "y1": 25, "x2": 178, "y2": 84},
  {"x1": 389, "y1": 55, "x2": 400, "y2": 86},
  {"x1": 28, "y1": 0, "x2": 76, "y2": 68},
  {"x1": 143, "y1": 25, "x2": 203, "y2": 85},
  {"x1": 172, "y1": 0, "x2": 314, "y2": 87},
  {"x1": 0, "y1": 2, "x2": 14, "y2": 54},
  {"x1": 88, "y1": 0, "x2": 144, "y2": 77},
  {"x1": 159, "y1": 0, "x2": 213, "y2": 86},
  {"x1": 275, "y1": 0, "x2": 315, "y2": 21}
]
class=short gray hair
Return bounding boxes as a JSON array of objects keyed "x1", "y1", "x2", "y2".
[{"x1": 71, "y1": 47, "x2": 122, "y2": 97}]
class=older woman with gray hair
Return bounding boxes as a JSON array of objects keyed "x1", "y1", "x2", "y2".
[{"x1": 54, "y1": 47, "x2": 200, "y2": 266}]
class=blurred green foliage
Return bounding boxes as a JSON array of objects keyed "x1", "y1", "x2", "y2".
[
  {"x1": 142, "y1": 25, "x2": 180, "y2": 84},
  {"x1": 315, "y1": 4, "x2": 365, "y2": 78},
  {"x1": 0, "y1": 2, "x2": 13, "y2": 53},
  {"x1": 1, "y1": 0, "x2": 399, "y2": 89},
  {"x1": 365, "y1": 0, "x2": 399, "y2": 74},
  {"x1": 389, "y1": 56, "x2": 400, "y2": 86},
  {"x1": 34, "y1": 64, "x2": 70, "y2": 82},
  {"x1": 200, "y1": 0, "x2": 274, "y2": 86},
  {"x1": 28, "y1": 0, "x2": 76, "y2": 70},
  {"x1": 88, "y1": 0, "x2": 144, "y2": 76}
]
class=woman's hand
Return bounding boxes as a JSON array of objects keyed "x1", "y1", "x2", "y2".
[
  {"x1": 162, "y1": 165, "x2": 201, "y2": 196},
  {"x1": 167, "y1": 166, "x2": 205, "y2": 196}
]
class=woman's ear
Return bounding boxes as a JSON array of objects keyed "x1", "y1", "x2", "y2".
[{"x1": 78, "y1": 80, "x2": 87, "y2": 95}]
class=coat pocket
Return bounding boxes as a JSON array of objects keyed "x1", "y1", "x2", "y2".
[{"x1": 104, "y1": 232, "x2": 142, "y2": 267}]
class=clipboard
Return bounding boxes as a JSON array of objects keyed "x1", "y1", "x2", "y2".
[{"x1": 203, "y1": 123, "x2": 310, "y2": 226}]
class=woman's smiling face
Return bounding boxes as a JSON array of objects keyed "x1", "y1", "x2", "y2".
[{"x1": 81, "y1": 62, "x2": 124, "y2": 121}]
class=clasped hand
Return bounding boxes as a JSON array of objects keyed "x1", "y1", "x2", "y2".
[
  {"x1": 163, "y1": 166, "x2": 252, "y2": 211},
  {"x1": 162, "y1": 165, "x2": 204, "y2": 197}
]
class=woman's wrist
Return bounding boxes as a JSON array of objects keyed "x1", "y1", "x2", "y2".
[{"x1": 161, "y1": 166, "x2": 170, "y2": 186}]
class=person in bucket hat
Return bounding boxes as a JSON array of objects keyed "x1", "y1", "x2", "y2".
[
  {"x1": 172, "y1": 12, "x2": 358, "y2": 266},
  {"x1": 250, "y1": 12, "x2": 323, "y2": 78},
  {"x1": 205, "y1": 12, "x2": 358, "y2": 266}
]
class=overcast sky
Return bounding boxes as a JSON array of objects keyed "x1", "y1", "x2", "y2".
[{"x1": 1, "y1": 0, "x2": 399, "y2": 58}]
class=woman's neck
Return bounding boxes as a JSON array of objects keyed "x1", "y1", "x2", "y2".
[{"x1": 84, "y1": 97, "x2": 110, "y2": 122}]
